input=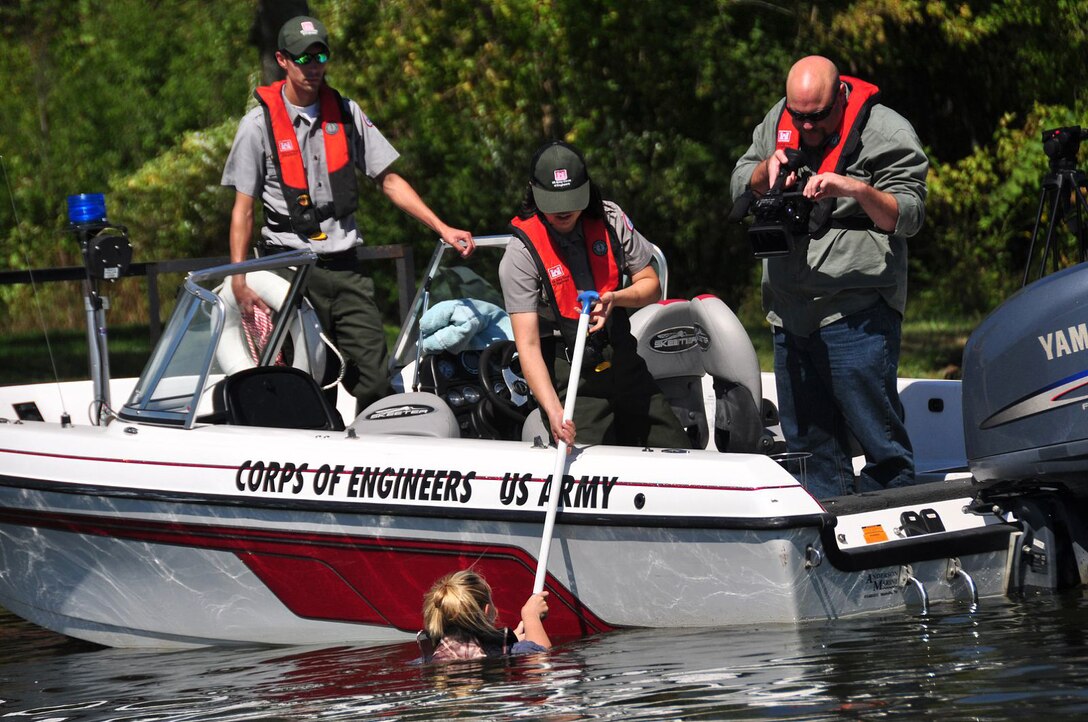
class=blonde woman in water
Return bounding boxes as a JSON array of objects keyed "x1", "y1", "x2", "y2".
[{"x1": 419, "y1": 570, "x2": 551, "y2": 662}]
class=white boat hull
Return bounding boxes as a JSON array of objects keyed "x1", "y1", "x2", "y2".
[{"x1": 0, "y1": 398, "x2": 1014, "y2": 648}]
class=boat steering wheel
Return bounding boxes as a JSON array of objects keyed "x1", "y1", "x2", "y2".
[{"x1": 478, "y1": 340, "x2": 533, "y2": 423}]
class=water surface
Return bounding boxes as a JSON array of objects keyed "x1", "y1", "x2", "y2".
[{"x1": 3, "y1": 592, "x2": 1088, "y2": 720}]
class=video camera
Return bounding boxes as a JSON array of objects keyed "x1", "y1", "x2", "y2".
[
  {"x1": 1022, "y1": 126, "x2": 1088, "y2": 286},
  {"x1": 730, "y1": 148, "x2": 814, "y2": 258},
  {"x1": 1042, "y1": 126, "x2": 1085, "y2": 170}
]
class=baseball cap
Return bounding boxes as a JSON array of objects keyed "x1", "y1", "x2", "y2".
[
  {"x1": 278, "y1": 16, "x2": 330, "y2": 55},
  {"x1": 529, "y1": 141, "x2": 590, "y2": 214}
]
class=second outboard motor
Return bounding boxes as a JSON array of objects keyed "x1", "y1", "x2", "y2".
[{"x1": 962, "y1": 262, "x2": 1088, "y2": 490}]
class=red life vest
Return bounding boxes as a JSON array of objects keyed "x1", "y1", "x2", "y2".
[
  {"x1": 510, "y1": 213, "x2": 621, "y2": 321},
  {"x1": 774, "y1": 76, "x2": 881, "y2": 175},
  {"x1": 254, "y1": 81, "x2": 358, "y2": 239}
]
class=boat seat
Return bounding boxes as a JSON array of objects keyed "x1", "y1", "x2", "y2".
[
  {"x1": 521, "y1": 407, "x2": 550, "y2": 445},
  {"x1": 629, "y1": 299, "x2": 710, "y2": 448},
  {"x1": 349, "y1": 392, "x2": 460, "y2": 438},
  {"x1": 690, "y1": 294, "x2": 768, "y2": 453},
  {"x1": 215, "y1": 366, "x2": 344, "y2": 431},
  {"x1": 630, "y1": 296, "x2": 770, "y2": 453}
]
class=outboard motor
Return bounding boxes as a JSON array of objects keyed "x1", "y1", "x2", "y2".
[
  {"x1": 963, "y1": 265, "x2": 1088, "y2": 591},
  {"x1": 962, "y1": 262, "x2": 1088, "y2": 490}
]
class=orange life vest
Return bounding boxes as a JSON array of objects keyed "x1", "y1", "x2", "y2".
[
  {"x1": 510, "y1": 213, "x2": 621, "y2": 319},
  {"x1": 509, "y1": 212, "x2": 625, "y2": 357},
  {"x1": 774, "y1": 76, "x2": 881, "y2": 175},
  {"x1": 254, "y1": 81, "x2": 358, "y2": 239},
  {"x1": 773, "y1": 76, "x2": 881, "y2": 235}
]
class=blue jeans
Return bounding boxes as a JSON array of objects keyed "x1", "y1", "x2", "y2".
[{"x1": 772, "y1": 301, "x2": 914, "y2": 498}]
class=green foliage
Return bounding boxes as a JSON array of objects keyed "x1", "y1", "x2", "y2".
[
  {"x1": 914, "y1": 101, "x2": 1088, "y2": 317},
  {"x1": 1, "y1": 0, "x2": 1087, "y2": 336},
  {"x1": 112, "y1": 119, "x2": 241, "y2": 261},
  {"x1": 0, "y1": 1, "x2": 252, "y2": 266},
  {"x1": 812, "y1": 0, "x2": 1088, "y2": 153}
]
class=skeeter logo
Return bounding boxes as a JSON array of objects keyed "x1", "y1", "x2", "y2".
[
  {"x1": 649, "y1": 326, "x2": 709, "y2": 353},
  {"x1": 366, "y1": 404, "x2": 433, "y2": 420}
]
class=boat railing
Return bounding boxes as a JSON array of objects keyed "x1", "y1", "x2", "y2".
[{"x1": 0, "y1": 245, "x2": 416, "y2": 345}]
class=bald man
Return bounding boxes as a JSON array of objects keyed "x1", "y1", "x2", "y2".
[{"x1": 730, "y1": 56, "x2": 928, "y2": 499}]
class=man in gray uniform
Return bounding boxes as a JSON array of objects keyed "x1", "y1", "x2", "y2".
[
  {"x1": 730, "y1": 55, "x2": 928, "y2": 498},
  {"x1": 222, "y1": 15, "x2": 473, "y2": 411},
  {"x1": 501, "y1": 141, "x2": 689, "y2": 449}
]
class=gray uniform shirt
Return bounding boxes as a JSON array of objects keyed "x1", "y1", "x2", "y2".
[
  {"x1": 221, "y1": 85, "x2": 400, "y2": 254},
  {"x1": 499, "y1": 201, "x2": 654, "y2": 323},
  {"x1": 730, "y1": 95, "x2": 928, "y2": 336}
]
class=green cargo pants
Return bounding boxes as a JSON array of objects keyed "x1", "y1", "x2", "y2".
[
  {"x1": 549, "y1": 342, "x2": 691, "y2": 449},
  {"x1": 304, "y1": 262, "x2": 392, "y2": 414}
]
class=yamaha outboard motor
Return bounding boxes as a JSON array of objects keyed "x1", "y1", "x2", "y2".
[
  {"x1": 962, "y1": 262, "x2": 1088, "y2": 490},
  {"x1": 963, "y1": 265, "x2": 1088, "y2": 592}
]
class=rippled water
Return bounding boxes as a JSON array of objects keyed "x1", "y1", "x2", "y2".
[{"x1": 3, "y1": 592, "x2": 1088, "y2": 720}]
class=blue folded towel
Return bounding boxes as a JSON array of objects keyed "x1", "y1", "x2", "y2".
[{"x1": 419, "y1": 299, "x2": 513, "y2": 354}]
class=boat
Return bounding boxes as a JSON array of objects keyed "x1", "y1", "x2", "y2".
[{"x1": 1, "y1": 210, "x2": 1086, "y2": 649}]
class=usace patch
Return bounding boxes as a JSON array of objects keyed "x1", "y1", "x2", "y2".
[{"x1": 592, "y1": 239, "x2": 607, "y2": 256}]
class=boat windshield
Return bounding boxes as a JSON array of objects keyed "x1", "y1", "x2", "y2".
[
  {"x1": 390, "y1": 236, "x2": 510, "y2": 370},
  {"x1": 118, "y1": 251, "x2": 316, "y2": 427}
]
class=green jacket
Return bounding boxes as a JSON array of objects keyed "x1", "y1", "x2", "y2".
[{"x1": 730, "y1": 96, "x2": 929, "y2": 336}]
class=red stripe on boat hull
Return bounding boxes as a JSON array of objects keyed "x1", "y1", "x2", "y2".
[{"x1": 0, "y1": 507, "x2": 613, "y2": 638}]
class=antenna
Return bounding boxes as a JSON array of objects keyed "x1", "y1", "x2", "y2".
[{"x1": 0, "y1": 155, "x2": 70, "y2": 425}]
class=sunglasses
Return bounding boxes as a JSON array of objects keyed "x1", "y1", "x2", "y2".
[
  {"x1": 786, "y1": 84, "x2": 844, "y2": 124},
  {"x1": 786, "y1": 101, "x2": 836, "y2": 124},
  {"x1": 286, "y1": 50, "x2": 330, "y2": 66}
]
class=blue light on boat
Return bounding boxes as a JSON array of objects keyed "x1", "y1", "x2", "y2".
[{"x1": 67, "y1": 193, "x2": 108, "y2": 224}]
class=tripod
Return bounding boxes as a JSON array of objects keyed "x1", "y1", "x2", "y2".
[{"x1": 1022, "y1": 160, "x2": 1088, "y2": 287}]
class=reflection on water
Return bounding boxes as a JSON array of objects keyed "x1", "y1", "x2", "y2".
[{"x1": 3, "y1": 591, "x2": 1088, "y2": 720}]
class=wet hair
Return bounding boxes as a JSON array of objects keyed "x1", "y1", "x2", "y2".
[{"x1": 422, "y1": 570, "x2": 504, "y2": 643}]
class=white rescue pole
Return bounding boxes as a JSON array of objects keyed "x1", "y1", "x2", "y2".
[{"x1": 533, "y1": 290, "x2": 599, "y2": 595}]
